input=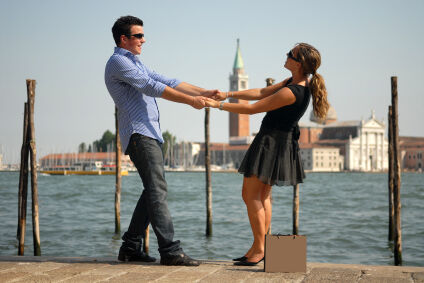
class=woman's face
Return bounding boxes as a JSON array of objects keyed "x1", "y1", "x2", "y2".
[{"x1": 284, "y1": 46, "x2": 301, "y2": 71}]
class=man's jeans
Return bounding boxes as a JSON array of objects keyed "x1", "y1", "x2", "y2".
[{"x1": 122, "y1": 133, "x2": 182, "y2": 256}]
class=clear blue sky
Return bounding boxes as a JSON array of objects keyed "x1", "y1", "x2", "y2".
[{"x1": 1, "y1": 0, "x2": 423, "y2": 163}]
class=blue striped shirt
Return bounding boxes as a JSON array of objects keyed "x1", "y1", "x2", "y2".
[{"x1": 104, "y1": 47, "x2": 181, "y2": 152}]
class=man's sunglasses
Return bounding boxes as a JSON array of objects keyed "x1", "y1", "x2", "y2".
[
  {"x1": 287, "y1": 50, "x2": 300, "y2": 62},
  {"x1": 127, "y1": 33, "x2": 144, "y2": 39}
]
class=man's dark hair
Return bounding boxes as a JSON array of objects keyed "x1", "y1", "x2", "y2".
[{"x1": 112, "y1": 15, "x2": 144, "y2": 46}]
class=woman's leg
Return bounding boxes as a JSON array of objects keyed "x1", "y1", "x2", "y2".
[{"x1": 242, "y1": 175, "x2": 268, "y2": 262}]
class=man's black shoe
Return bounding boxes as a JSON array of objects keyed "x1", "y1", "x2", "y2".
[
  {"x1": 118, "y1": 248, "x2": 156, "y2": 262},
  {"x1": 160, "y1": 252, "x2": 200, "y2": 266}
]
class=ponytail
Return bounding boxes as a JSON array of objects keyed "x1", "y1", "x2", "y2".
[
  {"x1": 295, "y1": 42, "x2": 329, "y2": 119},
  {"x1": 310, "y1": 72, "x2": 329, "y2": 119}
]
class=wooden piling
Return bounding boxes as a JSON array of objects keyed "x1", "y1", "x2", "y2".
[
  {"x1": 205, "y1": 108, "x2": 212, "y2": 236},
  {"x1": 391, "y1": 76, "x2": 402, "y2": 265},
  {"x1": 114, "y1": 107, "x2": 121, "y2": 234},
  {"x1": 18, "y1": 103, "x2": 29, "y2": 255},
  {"x1": 388, "y1": 106, "x2": 394, "y2": 241},
  {"x1": 265, "y1": 78, "x2": 275, "y2": 87},
  {"x1": 293, "y1": 184, "x2": 299, "y2": 235},
  {"x1": 143, "y1": 227, "x2": 150, "y2": 254},
  {"x1": 26, "y1": 79, "x2": 41, "y2": 256},
  {"x1": 265, "y1": 78, "x2": 275, "y2": 234},
  {"x1": 17, "y1": 103, "x2": 29, "y2": 239}
]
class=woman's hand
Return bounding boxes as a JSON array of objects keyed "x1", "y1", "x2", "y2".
[{"x1": 204, "y1": 98, "x2": 220, "y2": 108}]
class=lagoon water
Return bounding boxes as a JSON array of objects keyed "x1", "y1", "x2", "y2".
[{"x1": 0, "y1": 171, "x2": 423, "y2": 266}]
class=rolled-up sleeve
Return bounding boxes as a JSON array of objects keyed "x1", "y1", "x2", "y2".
[
  {"x1": 145, "y1": 66, "x2": 181, "y2": 89},
  {"x1": 108, "y1": 55, "x2": 166, "y2": 98}
]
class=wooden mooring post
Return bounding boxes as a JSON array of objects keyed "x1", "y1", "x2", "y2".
[
  {"x1": 265, "y1": 78, "x2": 275, "y2": 234},
  {"x1": 390, "y1": 76, "x2": 402, "y2": 265},
  {"x1": 388, "y1": 106, "x2": 394, "y2": 241},
  {"x1": 17, "y1": 103, "x2": 29, "y2": 255},
  {"x1": 114, "y1": 107, "x2": 121, "y2": 234},
  {"x1": 114, "y1": 107, "x2": 150, "y2": 253},
  {"x1": 205, "y1": 107, "x2": 212, "y2": 236},
  {"x1": 143, "y1": 227, "x2": 150, "y2": 254},
  {"x1": 265, "y1": 78, "x2": 275, "y2": 86},
  {"x1": 17, "y1": 79, "x2": 41, "y2": 256},
  {"x1": 293, "y1": 184, "x2": 299, "y2": 235}
]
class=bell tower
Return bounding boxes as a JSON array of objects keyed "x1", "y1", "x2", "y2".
[{"x1": 229, "y1": 39, "x2": 250, "y2": 144}]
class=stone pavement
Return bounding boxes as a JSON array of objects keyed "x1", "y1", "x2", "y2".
[{"x1": 0, "y1": 256, "x2": 423, "y2": 282}]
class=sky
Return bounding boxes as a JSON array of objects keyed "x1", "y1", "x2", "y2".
[{"x1": 1, "y1": 0, "x2": 423, "y2": 164}]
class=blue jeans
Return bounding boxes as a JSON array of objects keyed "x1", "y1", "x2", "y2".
[{"x1": 123, "y1": 133, "x2": 182, "y2": 256}]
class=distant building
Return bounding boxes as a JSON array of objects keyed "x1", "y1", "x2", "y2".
[
  {"x1": 228, "y1": 39, "x2": 254, "y2": 145},
  {"x1": 39, "y1": 152, "x2": 135, "y2": 171},
  {"x1": 300, "y1": 109, "x2": 388, "y2": 172},
  {"x1": 300, "y1": 146, "x2": 344, "y2": 172},
  {"x1": 400, "y1": 137, "x2": 424, "y2": 171},
  {"x1": 0, "y1": 153, "x2": 3, "y2": 169},
  {"x1": 185, "y1": 39, "x2": 254, "y2": 170}
]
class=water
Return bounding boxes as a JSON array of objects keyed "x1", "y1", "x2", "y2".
[{"x1": 0, "y1": 171, "x2": 423, "y2": 266}]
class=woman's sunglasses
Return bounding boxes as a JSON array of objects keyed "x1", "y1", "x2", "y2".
[{"x1": 287, "y1": 50, "x2": 300, "y2": 62}]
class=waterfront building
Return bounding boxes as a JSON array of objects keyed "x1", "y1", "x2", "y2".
[
  {"x1": 39, "y1": 152, "x2": 135, "y2": 173},
  {"x1": 344, "y1": 115, "x2": 388, "y2": 171},
  {"x1": 228, "y1": 39, "x2": 254, "y2": 145},
  {"x1": 300, "y1": 109, "x2": 389, "y2": 172},
  {"x1": 300, "y1": 146, "x2": 344, "y2": 172},
  {"x1": 400, "y1": 136, "x2": 424, "y2": 171}
]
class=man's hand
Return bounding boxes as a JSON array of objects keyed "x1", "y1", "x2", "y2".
[
  {"x1": 210, "y1": 91, "x2": 227, "y2": 101},
  {"x1": 201, "y1": 89, "x2": 225, "y2": 100},
  {"x1": 191, "y1": 96, "x2": 207, "y2": 109}
]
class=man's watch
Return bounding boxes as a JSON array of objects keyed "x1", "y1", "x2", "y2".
[{"x1": 219, "y1": 102, "x2": 224, "y2": 110}]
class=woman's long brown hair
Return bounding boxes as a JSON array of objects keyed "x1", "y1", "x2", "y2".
[{"x1": 296, "y1": 43, "x2": 329, "y2": 119}]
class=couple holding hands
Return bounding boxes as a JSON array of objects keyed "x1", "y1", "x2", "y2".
[{"x1": 105, "y1": 16, "x2": 329, "y2": 267}]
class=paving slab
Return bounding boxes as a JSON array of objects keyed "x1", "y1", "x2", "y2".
[{"x1": 0, "y1": 256, "x2": 423, "y2": 283}]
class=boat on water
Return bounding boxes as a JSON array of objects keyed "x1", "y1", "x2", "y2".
[{"x1": 40, "y1": 161, "x2": 129, "y2": 176}]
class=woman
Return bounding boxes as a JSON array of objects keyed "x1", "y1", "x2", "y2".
[{"x1": 205, "y1": 43, "x2": 329, "y2": 266}]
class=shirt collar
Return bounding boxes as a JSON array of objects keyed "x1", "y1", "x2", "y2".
[{"x1": 114, "y1": 47, "x2": 138, "y2": 61}]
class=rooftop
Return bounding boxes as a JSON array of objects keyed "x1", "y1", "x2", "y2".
[{"x1": 233, "y1": 39, "x2": 244, "y2": 70}]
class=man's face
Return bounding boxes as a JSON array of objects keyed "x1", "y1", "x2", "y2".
[{"x1": 121, "y1": 25, "x2": 145, "y2": 55}]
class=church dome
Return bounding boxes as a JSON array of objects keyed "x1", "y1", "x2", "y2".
[{"x1": 310, "y1": 105, "x2": 337, "y2": 124}]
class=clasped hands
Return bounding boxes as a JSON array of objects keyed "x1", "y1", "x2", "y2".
[{"x1": 191, "y1": 89, "x2": 228, "y2": 110}]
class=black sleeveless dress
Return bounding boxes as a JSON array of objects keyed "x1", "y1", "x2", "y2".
[{"x1": 238, "y1": 79, "x2": 310, "y2": 186}]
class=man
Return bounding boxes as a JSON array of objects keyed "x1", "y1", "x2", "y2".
[{"x1": 105, "y1": 15, "x2": 216, "y2": 266}]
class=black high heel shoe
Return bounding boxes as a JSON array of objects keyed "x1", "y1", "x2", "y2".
[
  {"x1": 232, "y1": 256, "x2": 247, "y2": 262},
  {"x1": 233, "y1": 257, "x2": 264, "y2": 266}
]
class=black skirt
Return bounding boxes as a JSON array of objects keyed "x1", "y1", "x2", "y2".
[{"x1": 238, "y1": 127, "x2": 305, "y2": 186}]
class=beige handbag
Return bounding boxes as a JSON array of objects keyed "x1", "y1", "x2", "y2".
[{"x1": 264, "y1": 234, "x2": 307, "y2": 273}]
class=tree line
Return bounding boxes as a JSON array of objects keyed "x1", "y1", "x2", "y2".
[
  {"x1": 78, "y1": 130, "x2": 177, "y2": 154},
  {"x1": 78, "y1": 130, "x2": 115, "y2": 153}
]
